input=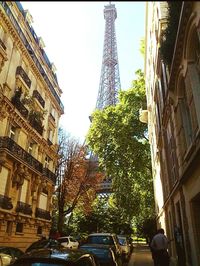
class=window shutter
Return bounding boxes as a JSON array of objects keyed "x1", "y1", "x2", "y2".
[
  {"x1": 0, "y1": 166, "x2": 9, "y2": 195},
  {"x1": 20, "y1": 179, "x2": 28, "y2": 202},
  {"x1": 39, "y1": 193, "x2": 47, "y2": 210}
]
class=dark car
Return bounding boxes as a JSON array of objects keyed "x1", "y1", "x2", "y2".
[
  {"x1": 80, "y1": 233, "x2": 122, "y2": 266},
  {"x1": 25, "y1": 239, "x2": 62, "y2": 253},
  {"x1": 10, "y1": 247, "x2": 100, "y2": 266},
  {"x1": 0, "y1": 247, "x2": 24, "y2": 263},
  {"x1": 80, "y1": 243, "x2": 121, "y2": 266}
]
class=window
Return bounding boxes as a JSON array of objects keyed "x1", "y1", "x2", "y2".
[
  {"x1": 50, "y1": 106, "x2": 56, "y2": 120},
  {"x1": 9, "y1": 125, "x2": 16, "y2": 140},
  {"x1": 16, "y1": 223, "x2": 23, "y2": 233},
  {"x1": 28, "y1": 142, "x2": 34, "y2": 154},
  {"x1": 48, "y1": 128, "x2": 54, "y2": 142},
  {"x1": 39, "y1": 192, "x2": 47, "y2": 210},
  {"x1": 20, "y1": 179, "x2": 28, "y2": 203},
  {"x1": 44, "y1": 156, "x2": 50, "y2": 168},
  {"x1": 0, "y1": 166, "x2": 9, "y2": 195},
  {"x1": 37, "y1": 226, "x2": 42, "y2": 235},
  {"x1": 6, "y1": 221, "x2": 12, "y2": 235}
]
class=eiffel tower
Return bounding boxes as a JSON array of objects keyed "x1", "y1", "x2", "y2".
[{"x1": 93, "y1": 2, "x2": 121, "y2": 197}]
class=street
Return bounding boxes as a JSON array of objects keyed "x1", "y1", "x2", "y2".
[{"x1": 126, "y1": 243, "x2": 154, "y2": 266}]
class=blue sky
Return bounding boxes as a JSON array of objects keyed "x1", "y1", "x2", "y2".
[{"x1": 21, "y1": 1, "x2": 145, "y2": 143}]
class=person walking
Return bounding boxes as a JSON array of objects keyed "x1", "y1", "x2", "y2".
[{"x1": 150, "y1": 228, "x2": 170, "y2": 266}]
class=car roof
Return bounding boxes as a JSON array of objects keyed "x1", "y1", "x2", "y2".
[
  {"x1": 23, "y1": 247, "x2": 91, "y2": 261},
  {"x1": 88, "y1": 233, "x2": 115, "y2": 236},
  {"x1": 58, "y1": 236, "x2": 74, "y2": 239}
]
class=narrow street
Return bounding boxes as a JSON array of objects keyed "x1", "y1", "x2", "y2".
[{"x1": 127, "y1": 243, "x2": 154, "y2": 266}]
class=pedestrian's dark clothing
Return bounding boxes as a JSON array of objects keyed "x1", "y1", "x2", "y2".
[{"x1": 150, "y1": 229, "x2": 170, "y2": 266}]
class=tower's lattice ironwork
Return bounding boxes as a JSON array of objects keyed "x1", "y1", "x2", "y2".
[
  {"x1": 93, "y1": 2, "x2": 121, "y2": 196},
  {"x1": 95, "y1": 2, "x2": 121, "y2": 110}
]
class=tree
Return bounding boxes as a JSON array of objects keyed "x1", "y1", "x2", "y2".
[
  {"x1": 71, "y1": 197, "x2": 133, "y2": 235},
  {"x1": 139, "y1": 38, "x2": 145, "y2": 57},
  {"x1": 55, "y1": 128, "x2": 104, "y2": 234},
  {"x1": 86, "y1": 70, "x2": 155, "y2": 227}
]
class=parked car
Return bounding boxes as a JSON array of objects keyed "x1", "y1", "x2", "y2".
[
  {"x1": 80, "y1": 233, "x2": 122, "y2": 266},
  {"x1": 117, "y1": 235, "x2": 131, "y2": 261},
  {"x1": 10, "y1": 247, "x2": 100, "y2": 266},
  {"x1": 80, "y1": 243, "x2": 121, "y2": 266},
  {"x1": 25, "y1": 238, "x2": 62, "y2": 253},
  {"x1": 0, "y1": 247, "x2": 24, "y2": 265},
  {"x1": 0, "y1": 253, "x2": 12, "y2": 266},
  {"x1": 57, "y1": 236, "x2": 79, "y2": 249}
]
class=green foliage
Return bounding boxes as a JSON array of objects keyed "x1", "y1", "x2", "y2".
[
  {"x1": 86, "y1": 70, "x2": 155, "y2": 226},
  {"x1": 69, "y1": 198, "x2": 133, "y2": 235},
  {"x1": 160, "y1": 2, "x2": 182, "y2": 67},
  {"x1": 139, "y1": 38, "x2": 145, "y2": 57}
]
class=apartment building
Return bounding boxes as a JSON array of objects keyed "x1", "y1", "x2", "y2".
[
  {"x1": 0, "y1": 2, "x2": 64, "y2": 250},
  {"x1": 145, "y1": 2, "x2": 200, "y2": 265}
]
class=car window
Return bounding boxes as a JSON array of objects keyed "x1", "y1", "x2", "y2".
[
  {"x1": 69, "y1": 238, "x2": 76, "y2": 243},
  {"x1": 87, "y1": 236, "x2": 114, "y2": 245},
  {"x1": 118, "y1": 238, "x2": 127, "y2": 245},
  {"x1": 58, "y1": 238, "x2": 69, "y2": 244},
  {"x1": 27, "y1": 240, "x2": 49, "y2": 250}
]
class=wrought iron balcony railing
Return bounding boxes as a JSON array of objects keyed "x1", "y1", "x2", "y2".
[
  {"x1": 29, "y1": 116, "x2": 43, "y2": 136},
  {"x1": 35, "y1": 208, "x2": 51, "y2": 220},
  {"x1": 11, "y1": 97, "x2": 29, "y2": 119},
  {"x1": 43, "y1": 167, "x2": 56, "y2": 184},
  {"x1": 16, "y1": 201, "x2": 32, "y2": 215},
  {"x1": 16, "y1": 66, "x2": 31, "y2": 88},
  {"x1": 0, "y1": 194, "x2": 13, "y2": 210},
  {"x1": 0, "y1": 137, "x2": 43, "y2": 173},
  {"x1": 33, "y1": 90, "x2": 45, "y2": 108}
]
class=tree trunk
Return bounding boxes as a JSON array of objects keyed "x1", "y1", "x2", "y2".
[{"x1": 57, "y1": 207, "x2": 65, "y2": 235}]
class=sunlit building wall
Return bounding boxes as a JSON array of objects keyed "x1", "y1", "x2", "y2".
[
  {"x1": 145, "y1": 2, "x2": 200, "y2": 266},
  {"x1": 0, "y1": 2, "x2": 64, "y2": 251}
]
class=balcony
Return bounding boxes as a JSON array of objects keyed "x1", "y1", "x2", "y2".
[
  {"x1": 16, "y1": 201, "x2": 32, "y2": 215},
  {"x1": 33, "y1": 90, "x2": 45, "y2": 108},
  {"x1": 11, "y1": 96, "x2": 29, "y2": 119},
  {"x1": 43, "y1": 167, "x2": 56, "y2": 184},
  {"x1": 16, "y1": 66, "x2": 31, "y2": 89},
  {"x1": 35, "y1": 208, "x2": 51, "y2": 220},
  {"x1": 29, "y1": 115, "x2": 43, "y2": 136},
  {"x1": 0, "y1": 137, "x2": 43, "y2": 173},
  {"x1": 0, "y1": 195, "x2": 13, "y2": 210},
  {"x1": 139, "y1": 109, "x2": 148, "y2": 124}
]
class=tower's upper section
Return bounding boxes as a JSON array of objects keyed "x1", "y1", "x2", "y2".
[
  {"x1": 95, "y1": 2, "x2": 121, "y2": 110},
  {"x1": 104, "y1": 3, "x2": 117, "y2": 20}
]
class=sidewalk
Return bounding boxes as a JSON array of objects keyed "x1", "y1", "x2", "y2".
[{"x1": 128, "y1": 243, "x2": 154, "y2": 266}]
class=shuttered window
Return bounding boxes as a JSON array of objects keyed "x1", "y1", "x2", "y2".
[
  {"x1": 0, "y1": 166, "x2": 9, "y2": 195},
  {"x1": 20, "y1": 179, "x2": 28, "y2": 202},
  {"x1": 39, "y1": 193, "x2": 47, "y2": 210}
]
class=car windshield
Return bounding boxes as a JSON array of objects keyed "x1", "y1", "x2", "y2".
[
  {"x1": 118, "y1": 238, "x2": 127, "y2": 245},
  {"x1": 86, "y1": 236, "x2": 114, "y2": 245}
]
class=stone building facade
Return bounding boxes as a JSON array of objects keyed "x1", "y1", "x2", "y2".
[
  {"x1": 145, "y1": 2, "x2": 200, "y2": 266},
  {"x1": 0, "y1": 2, "x2": 64, "y2": 250}
]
